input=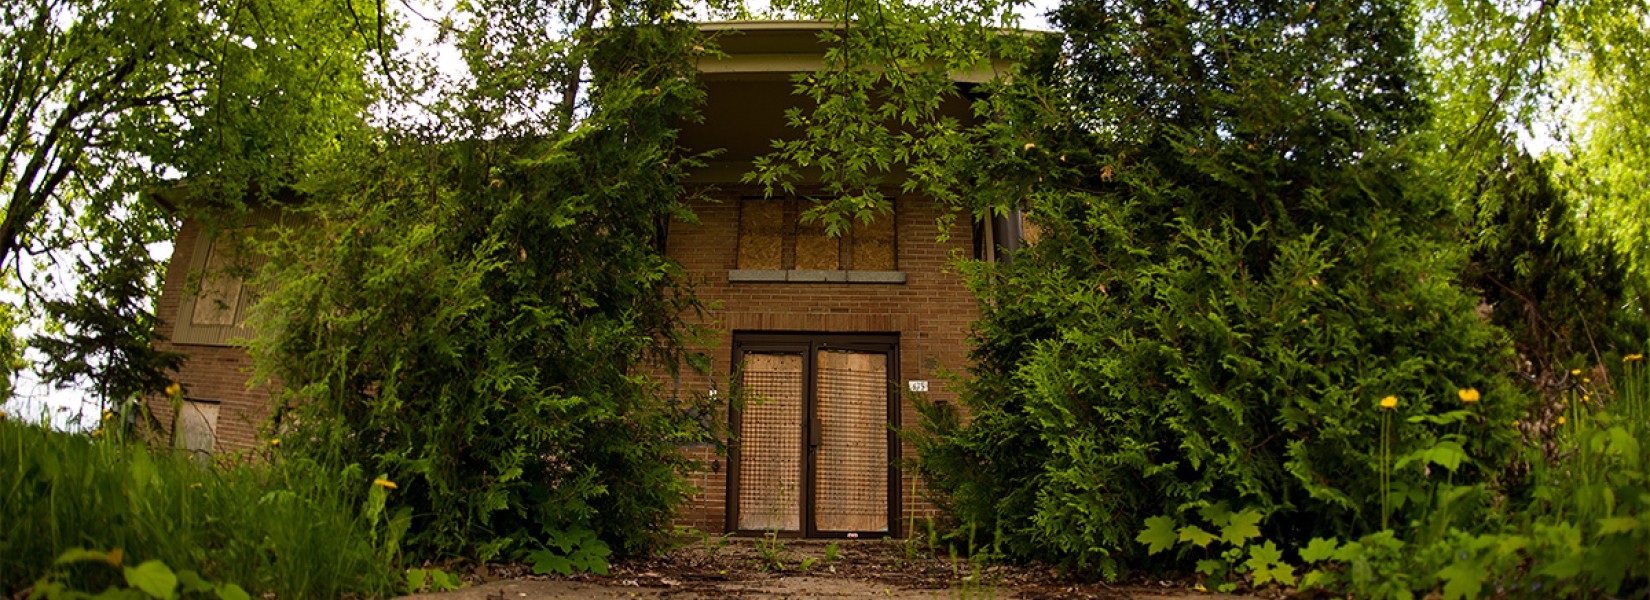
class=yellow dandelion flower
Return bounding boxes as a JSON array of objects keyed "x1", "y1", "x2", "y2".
[
  {"x1": 191, "y1": 483, "x2": 202, "y2": 489},
  {"x1": 1624, "y1": 354, "x2": 1644, "y2": 363},
  {"x1": 1380, "y1": 395, "x2": 1398, "y2": 409},
  {"x1": 269, "y1": 437, "x2": 281, "y2": 446},
  {"x1": 165, "y1": 382, "x2": 182, "y2": 396},
  {"x1": 1458, "y1": 388, "x2": 1480, "y2": 403},
  {"x1": 1583, "y1": 377, "x2": 1592, "y2": 383},
  {"x1": 372, "y1": 478, "x2": 398, "y2": 490},
  {"x1": 1512, "y1": 420, "x2": 1521, "y2": 427},
  {"x1": 91, "y1": 429, "x2": 103, "y2": 437},
  {"x1": 1571, "y1": 368, "x2": 1582, "y2": 376},
  {"x1": 1557, "y1": 416, "x2": 1567, "y2": 425}
]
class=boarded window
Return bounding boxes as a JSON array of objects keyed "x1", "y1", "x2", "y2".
[
  {"x1": 174, "y1": 224, "x2": 268, "y2": 346},
  {"x1": 736, "y1": 197, "x2": 895, "y2": 271},
  {"x1": 191, "y1": 237, "x2": 246, "y2": 326},
  {"x1": 178, "y1": 399, "x2": 220, "y2": 461}
]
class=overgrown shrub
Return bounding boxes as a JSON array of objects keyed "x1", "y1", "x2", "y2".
[
  {"x1": 915, "y1": 0, "x2": 1528, "y2": 574},
  {"x1": 248, "y1": 23, "x2": 712, "y2": 560},
  {"x1": 1461, "y1": 144, "x2": 1650, "y2": 395}
]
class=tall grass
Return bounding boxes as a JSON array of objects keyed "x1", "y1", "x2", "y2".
[{"x1": 0, "y1": 417, "x2": 401, "y2": 597}]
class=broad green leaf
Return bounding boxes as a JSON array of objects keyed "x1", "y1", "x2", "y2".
[
  {"x1": 216, "y1": 582, "x2": 251, "y2": 600},
  {"x1": 1300, "y1": 569, "x2": 1337, "y2": 589},
  {"x1": 1255, "y1": 563, "x2": 1296, "y2": 587},
  {"x1": 55, "y1": 548, "x2": 118, "y2": 565},
  {"x1": 1300, "y1": 537, "x2": 1341, "y2": 563},
  {"x1": 1597, "y1": 516, "x2": 1639, "y2": 535},
  {"x1": 1136, "y1": 516, "x2": 1178, "y2": 555},
  {"x1": 124, "y1": 560, "x2": 178, "y2": 599},
  {"x1": 1437, "y1": 561, "x2": 1482, "y2": 600},
  {"x1": 1220, "y1": 508, "x2": 1264, "y2": 545},
  {"x1": 528, "y1": 550, "x2": 573, "y2": 576},
  {"x1": 1196, "y1": 559, "x2": 1226, "y2": 576},
  {"x1": 1197, "y1": 502, "x2": 1233, "y2": 528},
  {"x1": 1178, "y1": 525, "x2": 1219, "y2": 548}
]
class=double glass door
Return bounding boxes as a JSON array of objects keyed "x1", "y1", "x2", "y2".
[{"x1": 729, "y1": 334, "x2": 898, "y2": 537}]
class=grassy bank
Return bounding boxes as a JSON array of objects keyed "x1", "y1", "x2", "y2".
[{"x1": 1, "y1": 416, "x2": 402, "y2": 598}]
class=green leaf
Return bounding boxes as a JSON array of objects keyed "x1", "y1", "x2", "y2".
[
  {"x1": 1178, "y1": 525, "x2": 1219, "y2": 548},
  {"x1": 1301, "y1": 569, "x2": 1337, "y2": 589},
  {"x1": 1597, "y1": 516, "x2": 1639, "y2": 535},
  {"x1": 1220, "y1": 508, "x2": 1263, "y2": 545},
  {"x1": 1137, "y1": 516, "x2": 1178, "y2": 555},
  {"x1": 55, "y1": 548, "x2": 117, "y2": 565},
  {"x1": 124, "y1": 560, "x2": 178, "y2": 599},
  {"x1": 1245, "y1": 540, "x2": 1289, "y2": 586},
  {"x1": 1300, "y1": 537, "x2": 1341, "y2": 563},
  {"x1": 528, "y1": 550, "x2": 573, "y2": 576},
  {"x1": 1197, "y1": 502, "x2": 1233, "y2": 528},
  {"x1": 1437, "y1": 561, "x2": 1482, "y2": 600},
  {"x1": 216, "y1": 583, "x2": 251, "y2": 600},
  {"x1": 1196, "y1": 559, "x2": 1226, "y2": 576}
]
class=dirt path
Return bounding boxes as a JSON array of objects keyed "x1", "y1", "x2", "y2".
[{"x1": 401, "y1": 539, "x2": 1248, "y2": 600}]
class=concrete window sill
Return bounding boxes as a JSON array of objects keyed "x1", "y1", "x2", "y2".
[{"x1": 727, "y1": 270, "x2": 908, "y2": 284}]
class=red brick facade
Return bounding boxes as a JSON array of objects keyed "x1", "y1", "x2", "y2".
[
  {"x1": 666, "y1": 187, "x2": 978, "y2": 535},
  {"x1": 149, "y1": 219, "x2": 278, "y2": 455}
]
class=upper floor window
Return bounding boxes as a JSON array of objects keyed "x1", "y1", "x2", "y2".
[
  {"x1": 736, "y1": 196, "x2": 896, "y2": 272},
  {"x1": 174, "y1": 225, "x2": 266, "y2": 346}
]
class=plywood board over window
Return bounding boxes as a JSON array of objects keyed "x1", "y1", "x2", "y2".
[
  {"x1": 735, "y1": 197, "x2": 895, "y2": 272},
  {"x1": 174, "y1": 220, "x2": 273, "y2": 346},
  {"x1": 178, "y1": 399, "x2": 221, "y2": 461}
]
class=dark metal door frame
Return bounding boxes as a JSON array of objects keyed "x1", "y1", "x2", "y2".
[{"x1": 727, "y1": 332, "x2": 901, "y2": 538}]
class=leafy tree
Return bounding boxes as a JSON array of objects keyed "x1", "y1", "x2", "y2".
[
  {"x1": 1, "y1": 0, "x2": 384, "y2": 402},
  {"x1": 1460, "y1": 143, "x2": 1646, "y2": 394},
  {"x1": 249, "y1": 2, "x2": 714, "y2": 559},
  {"x1": 1416, "y1": 0, "x2": 1650, "y2": 391},
  {"x1": 915, "y1": 0, "x2": 1529, "y2": 573}
]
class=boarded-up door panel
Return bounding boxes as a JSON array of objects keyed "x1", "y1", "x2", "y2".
[
  {"x1": 814, "y1": 350, "x2": 890, "y2": 533},
  {"x1": 736, "y1": 352, "x2": 804, "y2": 532}
]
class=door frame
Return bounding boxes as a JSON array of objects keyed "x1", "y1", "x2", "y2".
[{"x1": 726, "y1": 331, "x2": 901, "y2": 538}]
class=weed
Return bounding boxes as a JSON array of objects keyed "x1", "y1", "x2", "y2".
[
  {"x1": 0, "y1": 418, "x2": 400, "y2": 597},
  {"x1": 753, "y1": 533, "x2": 787, "y2": 570}
]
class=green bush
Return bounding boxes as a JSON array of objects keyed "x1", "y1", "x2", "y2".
[
  {"x1": 0, "y1": 417, "x2": 399, "y2": 597},
  {"x1": 914, "y1": 0, "x2": 1528, "y2": 574},
  {"x1": 248, "y1": 24, "x2": 712, "y2": 560}
]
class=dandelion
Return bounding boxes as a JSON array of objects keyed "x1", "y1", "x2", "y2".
[
  {"x1": 1458, "y1": 388, "x2": 1480, "y2": 403},
  {"x1": 191, "y1": 483, "x2": 202, "y2": 489},
  {"x1": 1512, "y1": 420, "x2": 1521, "y2": 427},
  {"x1": 1571, "y1": 368, "x2": 1582, "y2": 376},
  {"x1": 269, "y1": 437, "x2": 281, "y2": 446},
  {"x1": 1625, "y1": 354, "x2": 1644, "y2": 363},
  {"x1": 91, "y1": 429, "x2": 103, "y2": 437},
  {"x1": 1556, "y1": 416, "x2": 1567, "y2": 425},
  {"x1": 165, "y1": 382, "x2": 182, "y2": 396},
  {"x1": 1380, "y1": 395, "x2": 1398, "y2": 409},
  {"x1": 372, "y1": 478, "x2": 398, "y2": 490}
]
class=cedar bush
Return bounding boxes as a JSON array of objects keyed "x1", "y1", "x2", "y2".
[
  {"x1": 247, "y1": 23, "x2": 712, "y2": 559},
  {"x1": 916, "y1": 0, "x2": 1529, "y2": 574}
]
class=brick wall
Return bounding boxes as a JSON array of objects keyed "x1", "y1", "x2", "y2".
[
  {"x1": 666, "y1": 187, "x2": 979, "y2": 536},
  {"x1": 148, "y1": 219, "x2": 278, "y2": 455}
]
